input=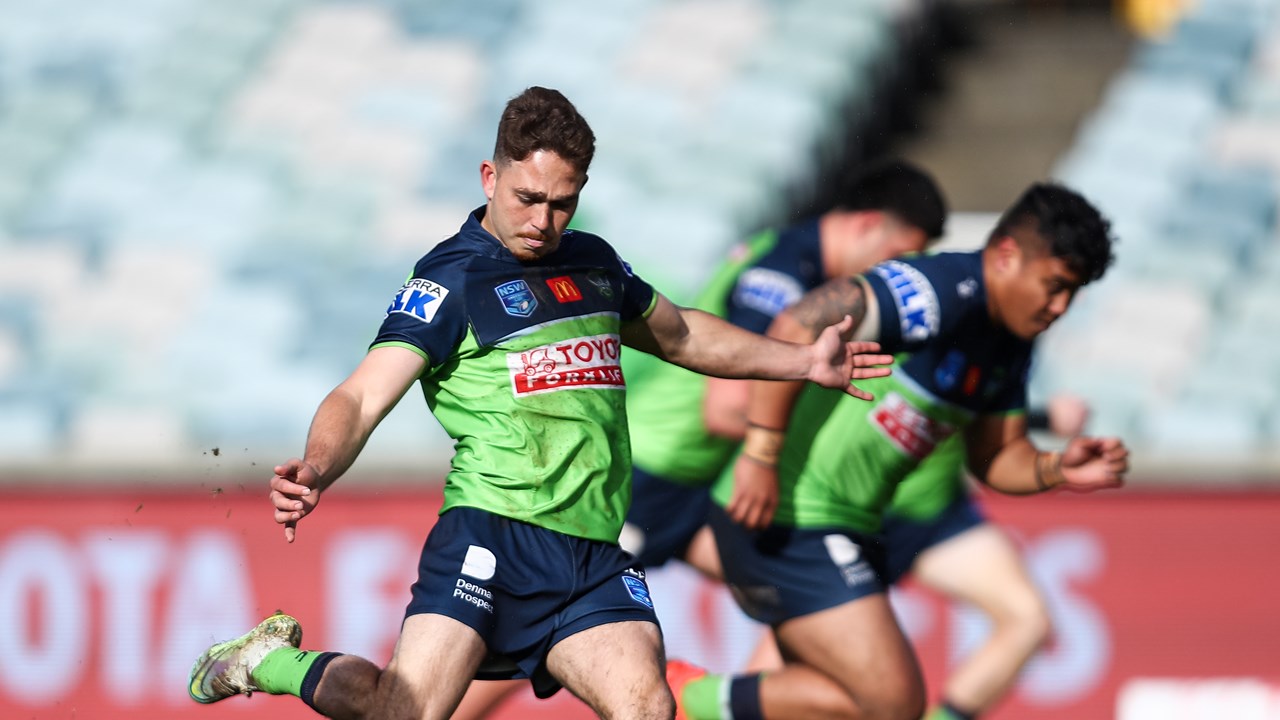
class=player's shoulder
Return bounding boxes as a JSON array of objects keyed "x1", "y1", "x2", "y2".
[
  {"x1": 892, "y1": 249, "x2": 979, "y2": 273},
  {"x1": 559, "y1": 229, "x2": 640, "y2": 274},
  {"x1": 560, "y1": 228, "x2": 617, "y2": 257},
  {"x1": 870, "y1": 251, "x2": 981, "y2": 294},
  {"x1": 413, "y1": 234, "x2": 476, "y2": 275}
]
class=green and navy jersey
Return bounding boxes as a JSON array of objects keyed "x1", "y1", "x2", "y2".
[
  {"x1": 712, "y1": 251, "x2": 1033, "y2": 533},
  {"x1": 372, "y1": 208, "x2": 658, "y2": 542},
  {"x1": 626, "y1": 219, "x2": 825, "y2": 483},
  {"x1": 884, "y1": 433, "x2": 967, "y2": 521}
]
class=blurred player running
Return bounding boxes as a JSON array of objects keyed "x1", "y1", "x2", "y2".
[{"x1": 672, "y1": 182, "x2": 1129, "y2": 720}]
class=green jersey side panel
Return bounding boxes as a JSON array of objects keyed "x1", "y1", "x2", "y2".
[
  {"x1": 711, "y1": 371, "x2": 973, "y2": 533},
  {"x1": 626, "y1": 230, "x2": 780, "y2": 483},
  {"x1": 884, "y1": 435, "x2": 967, "y2": 521}
]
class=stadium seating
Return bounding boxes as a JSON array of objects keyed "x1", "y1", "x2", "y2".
[
  {"x1": 0, "y1": 0, "x2": 928, "y2": 474},
  {"x1": 1035, "y1": 0, "x2": 1280, "y2": 474}
]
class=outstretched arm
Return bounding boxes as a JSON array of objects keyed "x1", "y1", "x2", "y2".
[
  {"x1": 621, "y1": 292, "x2": 890, "y2": 392},
  {"x1": 270, "y1": 345, "x2": 428, "y2": 542},
  {"x1": 964, "y1": 413, "x2": 1128, "y2": 495}
]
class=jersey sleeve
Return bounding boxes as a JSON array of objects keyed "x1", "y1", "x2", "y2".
[
  {"x1": 370, "y1": 251, "x2": 468, "y2": 370},
  {"x1": 862, "y1": 255, "x2": 978, "y2": 354},
  {"x1": 724, "y1": 266, "x2": 806, "y2": 333}
]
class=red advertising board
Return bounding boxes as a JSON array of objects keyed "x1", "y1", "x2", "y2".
[{"x1": 1, "y1": 485, "x2": 1278, "y2": 719}]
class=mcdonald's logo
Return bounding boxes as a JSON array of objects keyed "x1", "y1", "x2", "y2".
[{"x1": 546, "y1": 275, "x2": 583, "y2": 303}]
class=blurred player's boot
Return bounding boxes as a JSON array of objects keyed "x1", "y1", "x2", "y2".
[
  {"x1": 188, "y1": 612, "x2": 302, "y2": 703},
  {"x1": 666, "y1": 659, "x2": 709, "y2": 720}
]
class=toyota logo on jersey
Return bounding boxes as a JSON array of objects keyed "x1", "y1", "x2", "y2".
[{"x1": 506, "y1": 334, "x2": 625, "y2": 396}]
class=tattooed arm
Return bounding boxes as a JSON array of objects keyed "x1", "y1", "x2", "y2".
[
  {"x1": 743, "y1": 277, "x2": 882, "y2": 431},
  {"x1": 728, "y1": 277, "x2": 884, "y2": 528}
]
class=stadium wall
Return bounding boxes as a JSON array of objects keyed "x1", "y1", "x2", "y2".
[{"x1": 1, "y1": 485, "x2": 1276, "y2": 720}]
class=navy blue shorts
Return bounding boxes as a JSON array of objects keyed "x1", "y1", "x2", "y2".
[
  {"x1": 881, "y1": 494, "x2": 986, "y2": 584},
  {"x1": 405, "y1": 507, "x2": 660, "y2": 698},
  {"x1": 708, "y1": 504, "x2": 887, "y2": 626},
  {"x1": 620, "y1": 466, "x2": 712, "y2": 568}
]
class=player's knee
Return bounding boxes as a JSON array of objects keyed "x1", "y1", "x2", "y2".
[
  {"x1": 623, "y1": 683, "x2": 675, "y2": 720},
  {"x1": 845, "y1": 671, "x2": 926, "y2": 720},
  {"x1": 998, "y1": 586, "x2": 1053, "y2": 649},
  {"x1": 881, "y1": 676, "x2": 927, "y2": 720}
]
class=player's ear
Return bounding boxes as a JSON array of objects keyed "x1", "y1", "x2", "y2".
[
  {"x1": 480, "y1": 160, "x2": 498, "y2": 201},
  {"x1": 992, "y1": 235, "x2": 1022, "y2": 275},
  {"x1": 853, "y1": 210, "x2": 885, "y2": 233}
]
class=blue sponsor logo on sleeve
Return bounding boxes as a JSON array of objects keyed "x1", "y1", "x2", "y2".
[
  {"x1": 733, "y1": 268, "x2": 805, "y2": 318},
  {"x1": 494, "y1": 279, "x2": 538, "y2": 317},
  {"x1": 621, "y1": 575, "x2": 654, "y2": 608},
  {"x1": 387, "y1": 278, "x2": 451, "y2": 323},
  {"x1": 874, "y1": 261, "x2": 940, "y2": 342}
]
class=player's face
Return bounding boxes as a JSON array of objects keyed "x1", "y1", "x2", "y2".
[
  {"x1": 996, "y1": 239, "x2": 1084, "y2": 340},
  {"x1": 480, "y1": 150, "x2": 585, "y2": 262}
]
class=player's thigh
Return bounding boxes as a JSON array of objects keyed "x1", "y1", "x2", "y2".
[
  {"x1": 775, "y1": 594, "x2": 924, "y2": 713},
  {"x1": 546, "y1": 620, "x2": 671, "y2": 719},
  {"x1": 681, "y1": 524, "x2": 724, "y2": 581},
  {"x1": 911, "y1": 523, "x2": 1048, "y2": 621},
  {"x1": 377, "y1": 612, "x2": 489, "y2": 720},
  {"x1": 451, "y1": 679, "x2": 526, "y2": 720}
]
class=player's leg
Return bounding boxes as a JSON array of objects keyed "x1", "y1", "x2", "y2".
[
  {"x1": 451, "y1": 679, "x2": 526, "y2": 720},
  {"x1": 911, "y1": 522, "x2": 1051, "y2": 718},
  {"x1": 542, "y1": 534, "x2": 674, "y2": 719},
  {"x1": 680, "y1": 524, "x2": 725, "y2": 580},
  {"x1": 679, "y1": 506, "x2": 924, "y2": 719},
  {"x1": 741, "y1": 627, "x2": 783, "y2": 673},
  {"x1": 189, "y1": 611, "x2": 486, "y2": 720},
  {"x1": 310, "y1": 613, "x2": 488, "y2": 719},
  {"x1": 767, "y1": 595, "x2": 925, "y2": 720},
  {"x1": 547, "y1": 620, "x2": 674, "y2": 720},
  {"x1": 670, "y1": 595, "x2": 924, "y2": 720}
]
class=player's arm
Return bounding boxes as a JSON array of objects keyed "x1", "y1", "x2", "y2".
[
  {"x1": 743, "y1": 277, "x2": 882, "y2": 436},
  {"x1": 270, "y1": 345, "x2": 427, "y2": 541},
  {"x1": 727, "y1": 277, "x2": 883, "y2": 529},
  {"x1": 703, "y1": 376, "x2": 751, "y2": 440},
  {"x1": 620, "y1": 292, "x2": 890, "y2": 392},
  {"x1": 963, "y1": 412, "x2": 1129, "y2": 495}
]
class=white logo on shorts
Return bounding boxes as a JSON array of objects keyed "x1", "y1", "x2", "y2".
[
  {"x1": 823, "y1": 534, "x2": 861, "y2": 566},
  {"x1": 461, "y1": 545, "x2": 497, "y2": 580}
]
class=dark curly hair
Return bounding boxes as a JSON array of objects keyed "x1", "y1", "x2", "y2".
[
  {"x1": 989, "y1": 182, "x2": 1116, "y2": 283},
  {"x1": 836, "y1": 159, "x2": 949, "y2": 240},
  {"x1": 493, "y1": 86, "x2": 596, "y2": 174}
]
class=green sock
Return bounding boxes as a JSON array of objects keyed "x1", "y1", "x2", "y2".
[
  {"x1": 682, "y1": 673, "x2": 727, "y2": 720},
  {"x1": 251, "y1": 648, "x2": 327, "y2": 696},
  {"x1": 926, "y1": 704, "x2": 973, "y2": 720}
]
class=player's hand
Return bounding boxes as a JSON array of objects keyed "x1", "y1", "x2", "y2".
[
  {"x1": 270, "y1": 458, "x2": 321, "y2": 543},
  {"x1": 1057, "y1": 436, "x2": 1128, "y2": 492},
  {"x1": 807, "y1": 316, "x2": 892, "y2": 400},
  {"x1": 727, "y1": 454, "x2": 780, "y2": 530}
]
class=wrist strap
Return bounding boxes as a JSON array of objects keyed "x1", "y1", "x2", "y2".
[
  {"x1": 1034, "y1": 450, "x2": 1064, "y2": 491},
  {"x1": 742, "y1": 424, "x2": 785, "y2": 467}
]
